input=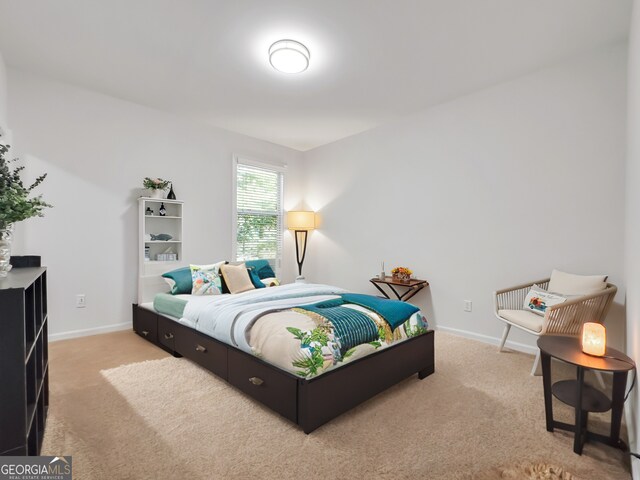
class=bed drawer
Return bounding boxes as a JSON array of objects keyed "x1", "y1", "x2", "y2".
[
  {"x1": 157, "y1": 315, "x2": 179, "y2": 351},
  {"x1": 175, "y1": 331, "x2": 227, "y2": 380},
  {"x1": 227, "y1": 349, "x2": 298, "y2": 423},
  {"x1": 133, "y1": 305, "x2": 158, "y2": 344}
]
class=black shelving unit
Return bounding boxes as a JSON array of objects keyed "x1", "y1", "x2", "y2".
[{"x1": 0, "y1": 266, "x2": 49, "y2": 456}]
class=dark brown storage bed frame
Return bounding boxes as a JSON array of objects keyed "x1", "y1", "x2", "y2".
[{"x1": 132, "y1": 304, "x2": 435, "y2": 433}]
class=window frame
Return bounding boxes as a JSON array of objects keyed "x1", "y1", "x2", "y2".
[{"x1": 231, "y1": 154, "x2": 287, "y2": 275}]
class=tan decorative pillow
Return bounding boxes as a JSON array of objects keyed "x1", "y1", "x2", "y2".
[{"x1": 220, "y1": 263, "x2": 255, "y2": 294}]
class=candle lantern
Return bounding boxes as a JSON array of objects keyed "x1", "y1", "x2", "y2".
[{"x1": 582, "y1": 322, "x2": 606, "y2": 357}]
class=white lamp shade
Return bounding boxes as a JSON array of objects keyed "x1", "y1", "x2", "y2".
[
  {"x1": 287, "y1": 211, "x2": 315, "y2": 230},
  {"x1": 269, "y1": 40, "x2": 310, "y2": 74}
]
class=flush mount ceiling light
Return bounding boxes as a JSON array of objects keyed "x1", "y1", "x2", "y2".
[{"x1": 269, "y1": 39, "x2": 310, "y2": 74}]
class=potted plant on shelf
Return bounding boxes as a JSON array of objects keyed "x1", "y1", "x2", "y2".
[
  {"x1": 0, "y1": 143, "x2": 51, "y2": 277},
  {"x1": 143, "y1": 177, "x2": 171, "y2": 199}
]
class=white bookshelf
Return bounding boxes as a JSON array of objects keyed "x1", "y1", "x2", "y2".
[{"x1": 138, "y1": 197, "x2": 185, "y2": 303}]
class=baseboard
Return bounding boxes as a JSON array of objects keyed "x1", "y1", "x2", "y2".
[
  {"x1": 435, "y1": 325, "x2": 538, "y2": 355},
  {"x1": 626, "y1": 400, "x2": 640, "y2": 480},
  {"x1": 49, "y1": 321, "x2": 131, "y2": 342},
  {"x1": 49, "y1": 322, "x2": 536, "y2": 352}
]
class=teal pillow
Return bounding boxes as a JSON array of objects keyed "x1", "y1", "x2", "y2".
[
  {"x1": 162, "y1": 267, "x2": 192, "y2": 295},
  {"x1": 245, "y1": 260, "x2": 276, "y2": 280},
  {"x1": 248, "y1": 268, "x2": 266, "y2": 289}
]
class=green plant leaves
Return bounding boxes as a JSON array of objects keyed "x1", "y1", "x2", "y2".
[{"x1": 0, "y1": 144, "x2": 51, "y2": 226}]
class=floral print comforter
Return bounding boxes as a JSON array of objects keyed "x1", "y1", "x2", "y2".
[{"x1": 182, "y1": 283, "x2": 429, "y2": 379}]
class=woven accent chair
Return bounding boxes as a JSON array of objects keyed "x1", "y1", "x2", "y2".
[{"x1": 493, "y1": 278, "x2": 617, "y2": 376}]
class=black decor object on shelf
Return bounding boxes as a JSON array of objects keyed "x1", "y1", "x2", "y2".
[
  {"x1": 10, "y1": 256, "x2": 42, "y2": 268},
  {"x1": 159, "y1": 203, "x2": 167, "y2": 216},
  {"x1": 167, "y1": 183, "x2": 176, "y2": 200}
]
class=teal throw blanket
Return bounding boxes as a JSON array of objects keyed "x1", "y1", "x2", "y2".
[
  {"x1": 341, "y1": 293, "x2": 419, "y2": 330},
  {"x1": 297, "y1": 294, "x2": 420, "y2": 353},
  {"x1": 297, "y1": 298, "x2": 378, "y2": 354}
]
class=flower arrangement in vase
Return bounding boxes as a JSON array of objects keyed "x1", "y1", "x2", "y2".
[
  {"x1": 391, "y1": 266, "x2": 412, "y2": 283},
  {"x1": 143, "y1": 177, "x2": 171, "y2": 199},
  {"x1": 0, "y1": 143, "x2": 51, "y2": 276}
]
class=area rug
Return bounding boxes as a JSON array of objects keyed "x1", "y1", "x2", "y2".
[
  {"x1": 466, "y1": 462, "x2": 577, "y2": 479},
  {"x1": 42, "y1": 332, "x2": 630, "y2": 479}
]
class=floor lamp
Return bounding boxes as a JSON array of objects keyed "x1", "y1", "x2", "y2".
[{"x1": 287, "y1": 211, "x2": 315, "y2": 282}]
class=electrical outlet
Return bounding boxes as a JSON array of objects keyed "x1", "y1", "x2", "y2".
[
  {"x1": 76, "y1": 294, "x2": 86, "y2": 308},
  {"x1": 464, "y1": 300, "x2": 472, "y2": 312}
]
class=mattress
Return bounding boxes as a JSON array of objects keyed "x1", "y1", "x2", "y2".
[
  {"x1": 150, "y1": 284, "x2": 429, "y2": 379},
  {"x1": 152, "y1": 293, "x2": 189, "y2": 319}
]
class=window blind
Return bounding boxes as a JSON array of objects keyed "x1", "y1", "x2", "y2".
[{"x1": 235, "y1": 162, "x2": 283, "y2": 271}]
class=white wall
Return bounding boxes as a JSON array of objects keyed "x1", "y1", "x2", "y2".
[
  {"x1": 5, "y1": 43, "x2": 629, "y2": 354},
  {"x1": 0, "y1": 51, "x2": 24, "y2": 253},
  {"x1": 303, "y1": 45, "x2": 628, "y2": 351},
  {"x1": 626, "y1": 1, "x2": 640, "y2": 477},
  {"x1": 8, "y1": 69, "x2": 305, "y2": 339},
  {"x1": 0, "y1": 51, "x2": 7, "y2": 125}
]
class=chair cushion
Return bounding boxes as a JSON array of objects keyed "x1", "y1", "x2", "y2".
[
  {"x1": 547, "y1": 269, "x2": 607, "y2": 296},
  {"x1": 498, "y1": 309, "x2": 544, "y2": 333}
]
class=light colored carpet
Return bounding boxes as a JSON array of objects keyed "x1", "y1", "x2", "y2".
[{"x1": 42, "y1": 331, "x2": 631, "y2": 479}]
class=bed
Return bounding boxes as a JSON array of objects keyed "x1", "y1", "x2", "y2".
[{"x1": 133, "y1": 280, "x2": 435, "y2": 433}]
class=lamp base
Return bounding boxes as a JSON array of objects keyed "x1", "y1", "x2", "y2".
[
  {"x1": 295, "y1": 276, "x2": 307, "y2": 284},
  {"x1": 582, "y1": 349, "x2": 606, "y2": 358}
]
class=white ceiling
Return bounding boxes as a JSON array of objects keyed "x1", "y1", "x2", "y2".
[{"x1": 0, "y1": 0, "x2": 632, "y2": 151}]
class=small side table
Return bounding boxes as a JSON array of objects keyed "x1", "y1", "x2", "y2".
[
  {"x1": 537, "y1": 336, "x2": 635, "y2": 455},
  {"x1": 369, "y1": 277, "x2": 429, "y2": 302}
]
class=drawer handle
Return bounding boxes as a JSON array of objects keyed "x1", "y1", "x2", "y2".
[
  {"x1": 249, "y1": 377, "x2": 264, "y2": 386},
  {"x1": 164, "y1": 333, "x2": 174, "y2": 340},
  {"x1": 195, "y1": 344, "x2": 207, "y2": 353},
  {"x1": 141, "y1": 330, "x2": 149, "y2": 337}
]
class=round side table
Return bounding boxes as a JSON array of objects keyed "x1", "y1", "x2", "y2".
[{"x1": 537, "y1": 335, "x2": 635, "y2": 455}]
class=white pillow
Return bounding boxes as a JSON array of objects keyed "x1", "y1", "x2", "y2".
[
  {"x1": 523, "y1": 285, "x2": 567, "y2": 316},
  {"x1": 547, "y1": 269, "x2": 607, "y2": 296},
  {"x1": 260, "y1": 277, "x2": 280, "y2": 287}
]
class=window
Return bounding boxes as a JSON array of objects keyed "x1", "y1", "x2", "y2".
[{"x1": 233, "y1": 157, "x2": 285, "y2": 272}]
